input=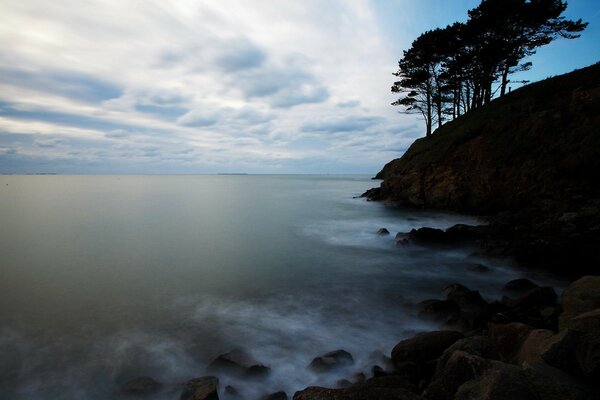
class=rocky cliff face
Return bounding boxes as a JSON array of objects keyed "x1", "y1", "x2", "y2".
[
  {"x1": 366, "y1": 63, "x2": 600, "y2": 276},
  {"x1": 369, "y1": 63, "x2": 600, "y2": 216}
]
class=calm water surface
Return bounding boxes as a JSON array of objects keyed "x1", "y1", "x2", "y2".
[{"x1": 0, "y1": 175, "x2": 565, "y2": 399}]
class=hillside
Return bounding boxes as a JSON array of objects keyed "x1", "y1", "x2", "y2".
[{"x1": 366, "y1": 62, "x2": 600, "y2": 276}]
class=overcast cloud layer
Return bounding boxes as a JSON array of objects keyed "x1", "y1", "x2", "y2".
[{"x1": 1, "y1": 0, "x2": 598, "y2": 174}]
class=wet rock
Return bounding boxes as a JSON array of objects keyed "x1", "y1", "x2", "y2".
[
  {"x1": 120, "y1": 376, "x2": 162, "y2": 396},
  {"x1": 391, "y1": 330, "x2": 464, "y2": 371},
  {"x1": 454, "y1": 361, "x2": 537, "y2": 400},
  {"x1": 207, "y1": 349, "x2": 270, "y2": 379},
  {"x1": 488, "y1": 323, "x2": 531, "y2": 362},
  {"x1": 522, "y1": 362, "x2": 596, "y2": 400},
  {"x1": 437, "y1": 336, "x2": 500, "y2": 370},
  {"x1": 443, "y1": 284, "x2": 488, "y2": 311},
  {"x1": 395, "y1": 232, "x2": 409, "y2": 245},
  {"x1": 424, "y1": 351, "x2": 489, "y2": 400},
  {"x1": 418, "y1": 299, "x2": 460, "y2": 323},
  {"x1": 376, "y1": 228, "x2": 390, "y2": 235},
  {"x1": 263, "y1": 391, "x2": 287, "y2": 400},
  {"x1": 408, "y1": 227, "x2": 450, "y2": 245},
  {"x1": 293, "y1": 376, "x2": 420, "y2": 400},
  {"x1": 352, "y1": 372, "x2": 366, "y2": 382},
  {"x1": 180, "y1": 376, "x2": 218, "y2": 400},
  {"x1": 308, "y1": 350, "x2": 354, "y2": 373},
  {"x1": 559, "y1": 276, "x2": 600, "y2": 331},
  {"x1": 445, "y1": 224, "x2": 485, "y2": 242},
  {"x1": 503, "y1": 279, "x2": 539, "y2": 297}
]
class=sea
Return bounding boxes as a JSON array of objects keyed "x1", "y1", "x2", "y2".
[{"x1": 0, "y1": 175, "x2": 565, "y2": 399}]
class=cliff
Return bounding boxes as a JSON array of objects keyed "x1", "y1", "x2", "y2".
[{"x1": 366, "y1": 62, "x2": 600, "y2": 276}]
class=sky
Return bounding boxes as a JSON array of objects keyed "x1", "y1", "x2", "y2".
[{"x1": 0, "y1": 0, "x2": 598, "y2": 174}]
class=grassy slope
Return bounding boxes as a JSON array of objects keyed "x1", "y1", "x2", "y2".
[{"x1": 375, "y1": 62, "x2": 600, "y2": 216}]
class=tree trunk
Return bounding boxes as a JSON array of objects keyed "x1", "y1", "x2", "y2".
[{"x1": 500, "y1": 65, "x2": 510, "y2": 97}]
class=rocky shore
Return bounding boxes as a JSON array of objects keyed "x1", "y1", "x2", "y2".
[{"x1": 117, "y1": 270, "x2": 599, "y2": 400}]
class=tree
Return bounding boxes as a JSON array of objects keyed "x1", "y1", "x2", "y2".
[{"x1": 392, "y1": 0, "x2": 587, "y2": 137}]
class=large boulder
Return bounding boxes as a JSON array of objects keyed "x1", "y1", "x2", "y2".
[
  {"x1": 293, "y1": 376, "x2": 420, "y2": 400},
  {"x1": 560, "y1": 276, "x2": 600, "y2": 330},
  {"x1": 522, "y1": 362, "x2": 596, "y2": 400},
  {"x1": 408, "y1": 227, "x2": 451, "y2": 245},
  {"x1": 180, "y1": 376, "x2": 219, "y2": 400},
  {"x1": 423, "y1": 351, "x2": 489, "y2": 400},
  {"x1": 488, "y1": 323, "x2": 531, "y2": 362},
  {"x1": 207, "y1": 349, "x2": 270, "y2": 379},
  {"x1": 417, "y1": 299, "x2": 460, "y2": 322},
  {"x1": 391, "y1": 331, "x2": 464, "y2": 370},
  {"x1": 454, "y1": 361, "x2": 538, "y2": 400},
  {"x1": 308, "y1": 350, "x2": 354, "y2": 373}
]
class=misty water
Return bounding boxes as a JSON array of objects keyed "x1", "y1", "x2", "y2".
[{"x1": 0, "y1": 175, "x2": 565, "y2": 399}]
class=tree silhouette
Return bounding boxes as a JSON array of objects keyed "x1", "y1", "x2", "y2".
[{"x1": 392, "y1": 0, "x2": 587, "y2": 137}]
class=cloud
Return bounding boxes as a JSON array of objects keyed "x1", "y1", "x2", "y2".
[
  {"x1": 216, "y1": 39, "x2": 267, "y2": 72},
  {"x1": 301, "y1": 115, "x2": 385, "y2": 134},
  {"x1": 337, "y1": 100, "x2": 360, "y2": 108}
]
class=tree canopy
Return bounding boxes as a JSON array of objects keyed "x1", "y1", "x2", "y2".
[{"x1": 392, "y1": 0, "x2": 587, "y2": 137}]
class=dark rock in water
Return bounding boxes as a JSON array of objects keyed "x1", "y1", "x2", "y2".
[
  {"x1": 466, "y1": 263, "x2": 491, "y2": 273},
  {"x1": 263, "y1": 391, "x2": 287, "y2": 400},
  {"x1": 120, "y1": 376, "x2": 162, "y2": 396},
  {"x1": 503, "y1": 278, "x2": 539, "y2": 296},
  {"x1": 394, "y1": 232, "x2": 410, "y2": 245},
  {"x1": 207, "y1": 349, "x2": 270, "y2": 379},
  {"x1": 308, "y1": 350, "x2": 354, "y2": 373},
  {"x1": 488, "y1": 323, "x2": 531, "y2": 363},
  {"x1": 391, "y1": 330, "x2": 464, "y2": 371},
  {"x1": 408, "y1": 227, "x2": 450, "y2": 245},
  {"x1": 559, "y1": 276, "x2": 600, "y2": 330},
  {"x1": 293, "y1": 376, "x2": 419, "y2": 400},
  {"x1": 418, "y1": 299, "x2": 460, "y2": 322},
  {"x1": 376, "y1": 228, "x2": 390, "y2": 235},
  {"x1": 371, "y1": 365, "x2": 388, "y2": 378},
  {"x1": 180, "y1": 376, "x2": 218, "y2": 400},
  {"x1": 352, "y1": 371, "x2": 366, "y2": 382}
]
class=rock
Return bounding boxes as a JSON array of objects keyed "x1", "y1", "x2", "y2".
[
  {"x1": 577, "y1": 330, "x2": 600, "y2": 384},
  {"x1": 120, "y1": 376, "x2": 162, "y2": 396},
  {"x1": 437, "y1": 336, "x2": 500, "y2": 371},
  {"x1": 503, "y1": 279, "x2": 539, "y2": 296},
  {"x1": 395, "y1": 232, "x2": 410, "y2": 245},
  {"x1": 424, "y1": 351, "x2": 489, "y2": 400},
  {"x1": 454, "y1": 361, "x2": 538, "y2": 400},
  {"x1": 445, "y1": 224, "x2": 485, "y2": 242},
  {"x1": 391, "y1": 331, "x2": 464, "y2": 371},
  {"x1": 418, "y1": 299, "x2": 460, "y2": 322},
  {"x1": 466, "y1": 263, "x2": 491, "y2": 273},
  {"x1": 560, "y1": 276, "x2": 600, "y2": 331},
  {"x1": 488, "y1": 323, "x2": 531, "y2": 362},
  {"x1": 352, "y1": 372, "x2": 366, "y2": 382},
  {"x1": 263, "y1": 391, "x2": 287, "y2": 400},
  {"x1": 180, "y1": 376, "x2": 219, "y2": 400},
  {"x1": 522, "y1": 362, "x2": 596, "y2": 400},
  {"x1": 512, "y1": 286, "x2": 557, "y2": 311},
  {"x1": 408, "y1": 227, "x2": 450, "y2": 245},
  {"x1": 207, "y1": 349, "x2": 270, "y2": 379},
  {"x1": 517, "y1": 329, "x2": 555, "y2": 364},
  {"x1": 293, "y1": 376, "x2": 420, "y2": 400},
  {"x1": 308, "y1": 350, "x2": 354, "y2": 372},
  {"x1": 443, "y1": 284, "x2": 488, "y2": 311},
  {"x1": 376, "y1": 228, "x2": 390, "y2": 235}
]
